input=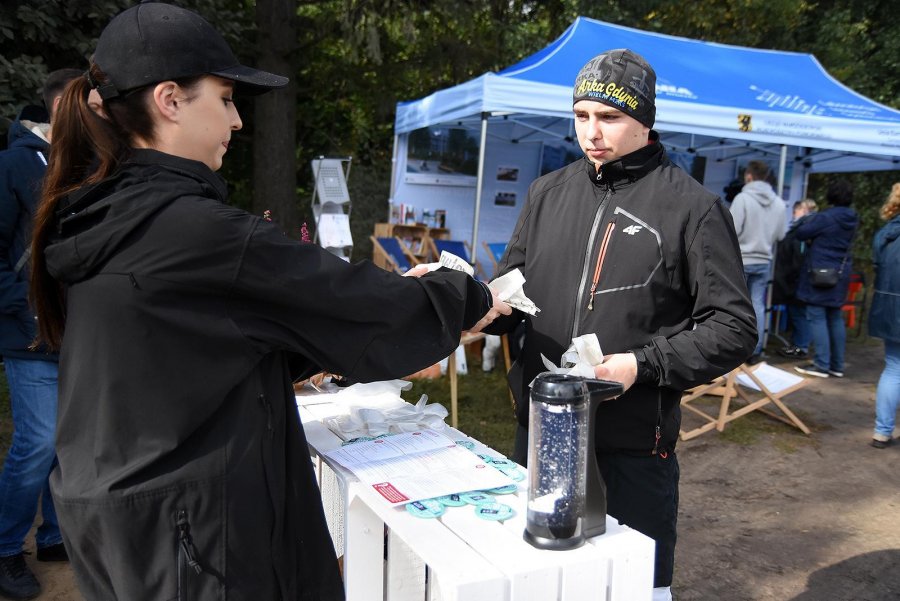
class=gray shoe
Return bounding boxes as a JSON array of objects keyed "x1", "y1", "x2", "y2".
[{"x1": 795, "y1": 364, "x2": 829, "y2": 378}]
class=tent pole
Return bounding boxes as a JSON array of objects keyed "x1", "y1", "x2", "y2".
[
  {"x1": 777, "y1": 145, "x2": 788, "y2": 197},
  {"x1": 471, "y1": 112, "x2": 489, "y2": 265},
  {"x1": 388, "y1": 133, "x2": 400, "y2": 222}
]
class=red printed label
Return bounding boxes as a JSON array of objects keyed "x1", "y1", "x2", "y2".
[{"x1": 372, "y1": 482, "x2": 409, "y2": 504}]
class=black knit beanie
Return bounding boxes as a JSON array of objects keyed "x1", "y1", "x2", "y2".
[{"x1": 573, "y1": 49, "x2": 656, "y2": 128}]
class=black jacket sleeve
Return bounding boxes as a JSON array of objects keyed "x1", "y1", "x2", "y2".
[
  {"x1": 635, "y1": 200, "x2": 756, "y2": 388},
  {"x1": 229, "y1": 217, "x2": 492, "y2": 382}
]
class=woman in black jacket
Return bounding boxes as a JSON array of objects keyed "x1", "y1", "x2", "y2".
[
  {"x1": 793, "y1": 181, "x2": 858, "y2": 379},
  {"x1": 28, "y1": 3, "x2": 508, "y2": 600}
]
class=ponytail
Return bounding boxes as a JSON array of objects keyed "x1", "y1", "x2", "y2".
[{"x1": 30, "y1": 64, "x2": 157, "y2": 350}]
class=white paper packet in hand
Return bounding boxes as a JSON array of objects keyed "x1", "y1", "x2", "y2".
[
  {"x1": 538, "y1": 333, "x2": 604, "y2": 379},
  {"x1": 419, "y1": 251, "x2": 474, "y2": 276},
  {"x1": 488, "y1": 269, "x2": 540, "y2": 315}
]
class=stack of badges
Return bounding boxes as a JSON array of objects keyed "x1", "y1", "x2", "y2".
[
  {"x1": 474, "y1": 502, "x2": 515, "y2": 521},
  {"x1": 434, "y1": 493, "x2": 466, "y2": 507},
  {"x1": 459, "y1": 491, "x2": 494, "y2": 506},
  {"x1": 402, "y1": 445, "x2": 521, "y2": 522},
  {"x1": 406, "y1": 499, "x2": 445, "y2": 519},
  {"x1": 479, "y1": 454, "x2": 526, "y2": 482}
]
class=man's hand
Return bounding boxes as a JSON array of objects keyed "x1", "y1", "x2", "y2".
[
  {"x1": 467, "y1": 289, "x2": 512, "y2": 334},
  {"x1": 593, "y1": 352, "x2": 638, "y2": 393}
]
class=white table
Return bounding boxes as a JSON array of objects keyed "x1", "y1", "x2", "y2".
[{"x1": 298, "y1": 398, "x2": 655, "y2": 601}]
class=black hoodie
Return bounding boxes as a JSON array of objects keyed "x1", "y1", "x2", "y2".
[
  {"x1": 44, "y1": 149, "x2": 491, "y2": 600},
  {"x1": 486, "y1": 134, "x2": 756, "y2": 454}
]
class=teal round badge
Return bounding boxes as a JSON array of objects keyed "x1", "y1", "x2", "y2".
[
  {"x1": 498, "y1": 465, "x2": 525, "y2": 482},
  {"x1": 484, "y1": 484, "x2": 518, "y2": 495},
  {"x1": 474, "y1": 502, "x2": 515, "y2": 521},
  {"x1": 455, "y1": 440, "x2": 476, "y2": 451},
  {"x1": 435, "y1": 493, "x2": 467, "y2": 507},
  {"x1": 406, "y1": 499, "x2": 445, "y2": 518},
  {"x1": 459, "y1": 492, "x2": 494, "y2": 506},
  {"x1": 486, "y1": 457, "x2": 517, "y2": 469}
]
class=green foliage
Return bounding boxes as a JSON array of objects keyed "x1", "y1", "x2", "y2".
[{"x1": 1, "y1": 0, "x2": 896, "y2": 254}]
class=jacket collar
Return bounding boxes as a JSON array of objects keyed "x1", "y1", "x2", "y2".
[
  {"x1": 585, "y1": 130, "x2": 665, "y2": 190},
  {"x1": 127, "y1": 148, "x2": 229, "y2": 201}
]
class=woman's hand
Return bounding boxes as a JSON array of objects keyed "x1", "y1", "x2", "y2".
[{"x1": 467, "y1": 289, "x2": 512, "y2": 334}]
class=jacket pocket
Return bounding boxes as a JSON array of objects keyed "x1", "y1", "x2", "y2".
[{"x1": 593, "y1": 207, "x2": 663, "y2": 296}]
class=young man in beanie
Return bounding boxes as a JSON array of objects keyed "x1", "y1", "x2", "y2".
[{"x1": 485, "y1": 49, "x2": 755, "y2": 600}]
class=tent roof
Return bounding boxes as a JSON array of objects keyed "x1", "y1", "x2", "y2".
[{"x1": 395, "y1": 17, "x2": 900, "y2": 162}]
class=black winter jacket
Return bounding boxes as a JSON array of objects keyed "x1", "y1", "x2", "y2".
[
  {"x1": 0, "y1": 108, "x2": 56, "y2": 360},
  {"x1": 44, "y1": 149, "x2": 492, "y2": 601},
  {"x1": 794, "y1": 206, "x2": 858, "y2": 308},
  {"x1": 486, "y1": 135, "x2": 755, "y2": 454}
]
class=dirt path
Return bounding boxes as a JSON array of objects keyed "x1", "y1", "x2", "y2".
[
  {"x1": 21, "y1": 338, "x2": 900, "y2": 600},
  {"x1": 676, "y1": 337, "x2": 900, "y2": 600}
]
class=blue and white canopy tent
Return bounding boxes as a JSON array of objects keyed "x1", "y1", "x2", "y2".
[{"x1": 390, "y1": 17, "x2": 900, "y2": 262}]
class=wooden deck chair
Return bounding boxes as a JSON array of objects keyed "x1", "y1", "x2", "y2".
[
  {"x1": 370, "y1": 236, "x2": 419, "y2": 274},
  {"x1": 679, "y1": 362, "x2": 811, "y2": 441},
  {"x1": 482, "y1": 241, "x2": 507, "y2": 278},
  {"x1": 426, "y1": 238, "x2": 485, "y2": 279}
]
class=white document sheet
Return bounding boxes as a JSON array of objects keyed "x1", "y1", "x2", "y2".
[
  {"x1": 324, "y1": 429, "x2": 513, "y2": 505},
  {"x1": 736, "y1": 363, "x2": 805, "y2": 393}
]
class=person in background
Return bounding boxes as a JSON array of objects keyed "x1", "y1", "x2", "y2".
[
  {"x1": 775, "y1": 199, "x2": 818, "y2": 358},
  {"x1": 869, "y1": 183, "x2": 900, "y2": 448},
  {"x1": 0, "y1": 67, "x2": 81, "y2": 601},
  {"x1": 485, "y1": 48, "x2": 755, "y2": 601},
  {"x1": 730, "y1": 160, "x2": 787, "y2": 364},
  {"x1": 794, "y1": 180, "x2": 858, "y2": 378},
  {"x1": 28, "y1": 3, "x2": 509, "y2": 600}
]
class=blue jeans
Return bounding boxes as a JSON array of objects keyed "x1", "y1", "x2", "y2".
[
  {"x1": 806, "y1": 304, "x2": 846, "y2": 372},
  {"x1": 0, "y1": 358, "x2": 61, "y2": 556},
  {"x1": 787, "y1": 304, "x2": 810, "y2": 350},
  {"x1": 874, "y1": 340, "x2": 900, "y2": 438},
  {"x1": 743, "y1": 263, "x2": 770, "y2": 355}
]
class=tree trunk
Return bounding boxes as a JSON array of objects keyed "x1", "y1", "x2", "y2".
[{"x1": 253, "y1": 0, "x2": 298, "y2": 234}]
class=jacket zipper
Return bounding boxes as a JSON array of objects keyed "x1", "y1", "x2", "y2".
[
  {"x1": 259, "y1": 394, "x2": 273, "y2": 435},
  {"x1": 572, "y1": 189, "x2": 610, "y2": 338},
  {"x1": 587, "y1": 216, "x2": 617, "y2": 311},
  {"x1": 176, "y1": 510, "x2": 203, "y2": 601}
]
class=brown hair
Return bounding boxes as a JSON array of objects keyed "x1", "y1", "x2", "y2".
[
  {"x1": 881, "y1": 182, "x2": 900, "y2": 221},
  {"x1": 30, "y1": 64, "x2": 200, "y2": 350},
  {"x1": 744, "y1": 160, "x2": 770, "y2": 182}
]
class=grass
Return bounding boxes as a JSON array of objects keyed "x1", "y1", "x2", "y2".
[{"x1": 400, "y1": 353, "x2": 517, "y2": 457}]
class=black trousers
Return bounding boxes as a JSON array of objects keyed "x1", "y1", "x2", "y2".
[{"x1": 513, "y1": 424, "x2": 679, "y2": 588}]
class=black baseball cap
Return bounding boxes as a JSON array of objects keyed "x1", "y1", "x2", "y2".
[{"x1": 92, "y1": 1, "x2": 288, "y2": 100}]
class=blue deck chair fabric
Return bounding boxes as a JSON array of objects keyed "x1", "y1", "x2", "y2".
[
  {"x1": 373, "y1": 236, "x2": 412, "y2": 273},
  {"x1": 485, "y1": 242, "x2": 507, "y2": 264},
  {"x1": 483, "y1": 242, "x2": 507, "y2": 277},
  {"x1": 432, "y1": 239, "x2": 471, "y2": 262}
]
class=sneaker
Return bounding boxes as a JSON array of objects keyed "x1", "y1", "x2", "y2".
[
  {"x1": 871, "y1": 438, "x2": 892, "y2": 449},
  {"x1": 828, "y1": 369, "x2": 844, "y2": 378},
  {"x1": 778, "y1": 346, "x2": 808, "y2": 358},
  {"x1": 36, "y1": 543, "x2": 68, "y2": 562},
  {"x1": 746, "y1": 352, "x2": 767, "y2": 365},
  {"x1": 795, "y1": 364, "x2": 830, "y2": 378},
  {"x1": 0, "y1": 553, "x2": 40, "y2": 600}
]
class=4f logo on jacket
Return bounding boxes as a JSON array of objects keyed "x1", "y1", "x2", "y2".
[{"x1": 622, "y1": 225, "x2": 643, "y2": 236}]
